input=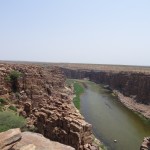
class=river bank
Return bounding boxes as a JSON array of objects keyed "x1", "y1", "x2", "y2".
[
  {"x1": 113, "y1": 90, "x2": 150, "y2": 119},
  {"x1": 66, "y1": 79, "x2": 106, "y2": 150}
]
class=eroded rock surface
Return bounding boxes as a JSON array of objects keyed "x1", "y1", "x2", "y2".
[
  {"x1": 0, "y1": 128, "x2": 75, "y2": 150},
  {"x1": 0, "y1": 128, "x2": 21, "y2": 150},
  {"x1": 13, "y1": 131, "x2": 75, "y2": 150},
  {"x1": 140, "y1": 137, "x2": 150, "y2": 150},
  {"x1": 0, "y1": 63, "x2": 98, "y2": 150}
]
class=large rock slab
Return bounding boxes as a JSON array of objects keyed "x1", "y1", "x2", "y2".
[
  {"x1": 12, "y1": 131, "x2": 75, "y2": 150},
  {"x1": 0, "y1": 128, "x2": 21, "y2": 150}
]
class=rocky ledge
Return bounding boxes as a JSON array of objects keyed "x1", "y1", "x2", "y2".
[
  {"x1": 0, "y1": 63, "x2": 99, "y2": 150},
  {"x1": 0, "y1": 128, "x2": 75, "y2": 150}
]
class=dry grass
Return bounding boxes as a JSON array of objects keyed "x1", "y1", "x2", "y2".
[{"x1": 52, "y1": 63, "x2": 150, "y2": 74}]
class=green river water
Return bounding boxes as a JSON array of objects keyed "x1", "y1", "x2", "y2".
[{"x1": 79, "y1": 80, "x2": 150, "y2": 150}]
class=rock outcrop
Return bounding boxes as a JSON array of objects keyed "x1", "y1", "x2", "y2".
[
  {"x1": 140, "y1": 137, "x2": 150, "y2": 150},
  {"x1": 0, "y1": 63, "x2": 98, "y2": 150},
  {"x1": 0, "y1": 128, "x2": 75, "y2": 150},
  {"x1": 0, "y1": 128, "x2": 21, "y2": 150}
]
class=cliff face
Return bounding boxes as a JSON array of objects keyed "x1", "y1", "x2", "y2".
[
  {"x1": 62, "y1": 68, "x2": 150, "y2": 104},
  {"x1": 0, "y1": 63, "x2": 97, "y2": 150}
]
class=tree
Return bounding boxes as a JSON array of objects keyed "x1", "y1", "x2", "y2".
[{"x1": 6, "y1": 70, "x2": 22, "y2": 92}]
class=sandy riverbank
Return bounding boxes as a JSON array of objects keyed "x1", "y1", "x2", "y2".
[{"x1": 114, "y1": 90, "x2": 150, "y2": 119}]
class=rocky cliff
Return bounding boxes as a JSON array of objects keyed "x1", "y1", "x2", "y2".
[
  {"x1": 0, "y1": 63, "x2": 98, "y2": 150},
  {"x1": 62, "y1": 68, "x2": 150, "y2": 104}
]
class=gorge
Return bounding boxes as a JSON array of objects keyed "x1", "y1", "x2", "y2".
[
  {"x1": 0, "y1": 62, "x2": 150, "y2": 150},
  {"x1": 0, "y1": 63, "x2": 99, "y2": 150},
  {"x1": 61, "y1": 66, "x2": 150, "y2": 119},
  {"x1": 75, "y1": 79, "x2": 150, "y2": 150}
]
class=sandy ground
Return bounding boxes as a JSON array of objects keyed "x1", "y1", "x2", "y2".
[{"x1": 114, "y1": 90, "x2": 150, "y2": 119}]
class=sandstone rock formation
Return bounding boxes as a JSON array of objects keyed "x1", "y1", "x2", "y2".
[
  {"x1": 0, "y1": 128, "x2": 75, "y2": 150},
  {"x1": 0, "y1": 63, "x2": 98, "y2": 150},
  {"x1": 140, "y1": 137, "x2": 150, "y2": 150}
]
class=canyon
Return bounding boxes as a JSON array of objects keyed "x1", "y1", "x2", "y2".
[
  {"x1": 60, "y1": 65, "x2": 150, "y2": 119},
  {"x1": 0, "y1": 62, "x2": 150, "y2": 150},
  {"x1": 0, "y1": 63, "x2": 99, "y2": 150}
]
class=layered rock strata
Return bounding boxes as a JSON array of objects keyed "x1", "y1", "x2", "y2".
[
  {"x1": 0, "y1": 63, "x2": 98, "y2": 150},
  {"x1": 62, "y1": 68, "x2": 150, "y2": 104},
  {"x1": 61, "y1": 68, "x2": 150, "y2": 118}
]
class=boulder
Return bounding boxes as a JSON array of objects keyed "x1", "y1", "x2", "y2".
[
  {"x1": 12, "y1": 131, "x2": 75, "y2": 150},
  {"x1": 24, "y1": 102, "x2": 31, "y2": 116},
  {"x1": 0, "y1": 128, "x2": 21, "y2": 150},
  {"x1": 140, "y1": 137, "x2": 150, "y2": 150}
]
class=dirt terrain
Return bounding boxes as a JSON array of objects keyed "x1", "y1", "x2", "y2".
[{"x1": 52, "y1": 63, "x2": 150, "y2": 74}]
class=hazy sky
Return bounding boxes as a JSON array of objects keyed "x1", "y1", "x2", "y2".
[{"x1": 0, "y1": 0, "x2": 150, "y2": 66}]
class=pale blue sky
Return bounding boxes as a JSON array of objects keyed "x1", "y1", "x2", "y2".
[{"x1": 0, "y1": 0, "x2": 150, "y2": 66}]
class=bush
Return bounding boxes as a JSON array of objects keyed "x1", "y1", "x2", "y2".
[
  {"x1": 0, "y1": 98, "x2": 6, "y2": 104},
  {"x1": 0, "y1": 98, "x2": 7, "y2": 112},
  {"x1": 9, "y1": 70, "x2": 22, "y2": 81},
  {"x1": 8, "y1": 105, "x2": 17, "y2": 112},
  {"x1": 0, "y1": 111, "x2": 26, "y2": 132},
  {"x1": 6, "y1": 70, "x2": 22, "y2": 92}
]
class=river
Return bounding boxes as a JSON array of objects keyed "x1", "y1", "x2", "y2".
[{"x1": 79, "y1": 80, "x2": 150, "y2": 150}]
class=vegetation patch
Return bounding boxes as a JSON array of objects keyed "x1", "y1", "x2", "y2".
[
  {"x1": 8, "y1": 105, "x2": 17, "y2": 112},
  {"x1": 73, "y1": 82, "x2": 84, "y2": 109},
  {"x1": 93, "y1": 137, "x2": 107, "y2": 150},
  {"x1": 0, "y1": 111, "x2": 26, "y2": 132},
  {"x1": 5, "y1": 70, "x2": 22, "y2": 92},
  {"x1": 0, "y1": 98, "x2": 7, "y2": 111},
  {"x1": 0, "y1": 98, "x2": 7, "y2": 104},
  {"x1": 66, "y1": 79, "x2": 85, "y2": 109}
]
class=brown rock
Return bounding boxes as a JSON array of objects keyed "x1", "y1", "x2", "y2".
[
  {"x1": 140, "y1": 137, "x2": 150, "y2": 150},
  {"x1": 19, "y1": 111, "x2": 27, "y2": 118},
  {"x1": 24, "y1": 102, "x2": 31, "y2": 116},
  {"x1": 12, "y1": 131, "x2": 75, "y2": 150},
  {"x1": 0, "y1": 128, "x2": 21, "y2": 150},
  {"x1": 0, "y1": 63, "x2": 96, "y2": 150},
  {"x1": 19, "y1": 144, "x2": 36, "y2": 150}
]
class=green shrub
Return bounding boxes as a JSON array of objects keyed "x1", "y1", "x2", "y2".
[
  {"x1": 0, "y1": 111, "x2": 26, "y2": 132},
  {"x1": 5, "y1": 70, "x2": 22, "y2": 92},
  {"x1": 0, "y1": 98, "x2": 6, "y2": 104},
  {"x1": 0, "y1": 98, "x2": 6, "y2": 112},
  {"x1": 8, "y1": 105, "x2": 17, "y2": 112},
  {"x1": 9, "y1": 70, "x2": 22, "y2": 81}
]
